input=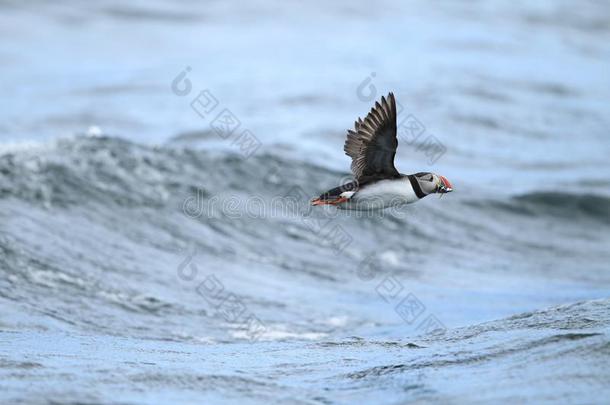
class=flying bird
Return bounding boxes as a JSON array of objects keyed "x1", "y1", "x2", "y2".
[{"x1": 311, "y1": 92, "x2": 453, "y2": 210}]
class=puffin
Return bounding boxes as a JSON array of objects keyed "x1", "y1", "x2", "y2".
[{"x1": 311, "y1": 92, "x2": 453, "y2": 210}]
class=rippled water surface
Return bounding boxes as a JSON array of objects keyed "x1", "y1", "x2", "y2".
[{"x1": 1, "y1": 0, "x2": 610, "y2": 403}]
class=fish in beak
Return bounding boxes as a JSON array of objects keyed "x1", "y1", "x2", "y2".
[{"x1": 437, "y1": 175, "x2": 453, "y2": 193}]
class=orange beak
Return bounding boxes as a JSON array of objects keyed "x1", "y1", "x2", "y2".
[{"x1": 438, "y1": 175, "x2": 453, "y2": 193}]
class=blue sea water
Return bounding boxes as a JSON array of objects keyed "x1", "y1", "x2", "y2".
[{"x1": 1, "y1": 0, "x2": 610, "y2": 403}]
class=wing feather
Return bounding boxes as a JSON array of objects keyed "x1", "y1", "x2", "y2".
[{"x1": 343, "y1": 92, "x2": 399, "y2": 181}]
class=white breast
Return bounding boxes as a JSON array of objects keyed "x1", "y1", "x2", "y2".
[{"x1": 340, "y1": 177, "x2": 419, "y2": 211}]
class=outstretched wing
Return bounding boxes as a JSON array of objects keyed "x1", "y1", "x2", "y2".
[{"x1": 343, "y1": 92, "x2": 399, "y2": 181}]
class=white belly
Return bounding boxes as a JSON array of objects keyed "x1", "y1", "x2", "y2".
[{"x1": 339, "y1": 177, "x2": 418, "y2": 211}]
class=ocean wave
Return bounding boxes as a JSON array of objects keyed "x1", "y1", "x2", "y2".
[
  {"x1": 1, "y1": 135, "x2": 607, "y2": 341},
  {"x1": 5, "y1": 136, "x2": 607, "y2": 224},
  {"x1": 0, "y1": 135, "x2": 338, "y2": 209},
  {"x1": 345, "y1": 298, "x2": 610, "y2": 381},
  {"x1": 514, "y1": 191, "x2": 610, "y2": 223},
  {"x1": 0, "y1": 135, "x2": 438, "y2": 247},
  {"x1": 466, "y1": 191, "x2": 610, "y2": 224}
]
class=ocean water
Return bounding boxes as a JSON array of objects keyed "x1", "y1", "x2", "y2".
[{"x1": 1, "y1": 0, "x2": 610, "y2": 404}]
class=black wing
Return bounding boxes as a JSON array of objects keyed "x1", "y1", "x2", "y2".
[
  {"x1": 317, "y1": 180, "x2": 359, "y2": 200},
  {"x1": 343, "y1": 92, "x2": 399, "y2": 181}
]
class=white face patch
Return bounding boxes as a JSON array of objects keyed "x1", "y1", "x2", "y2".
[{"x1": 418, "y1": 174, "x2": 439, "y2": 195}]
